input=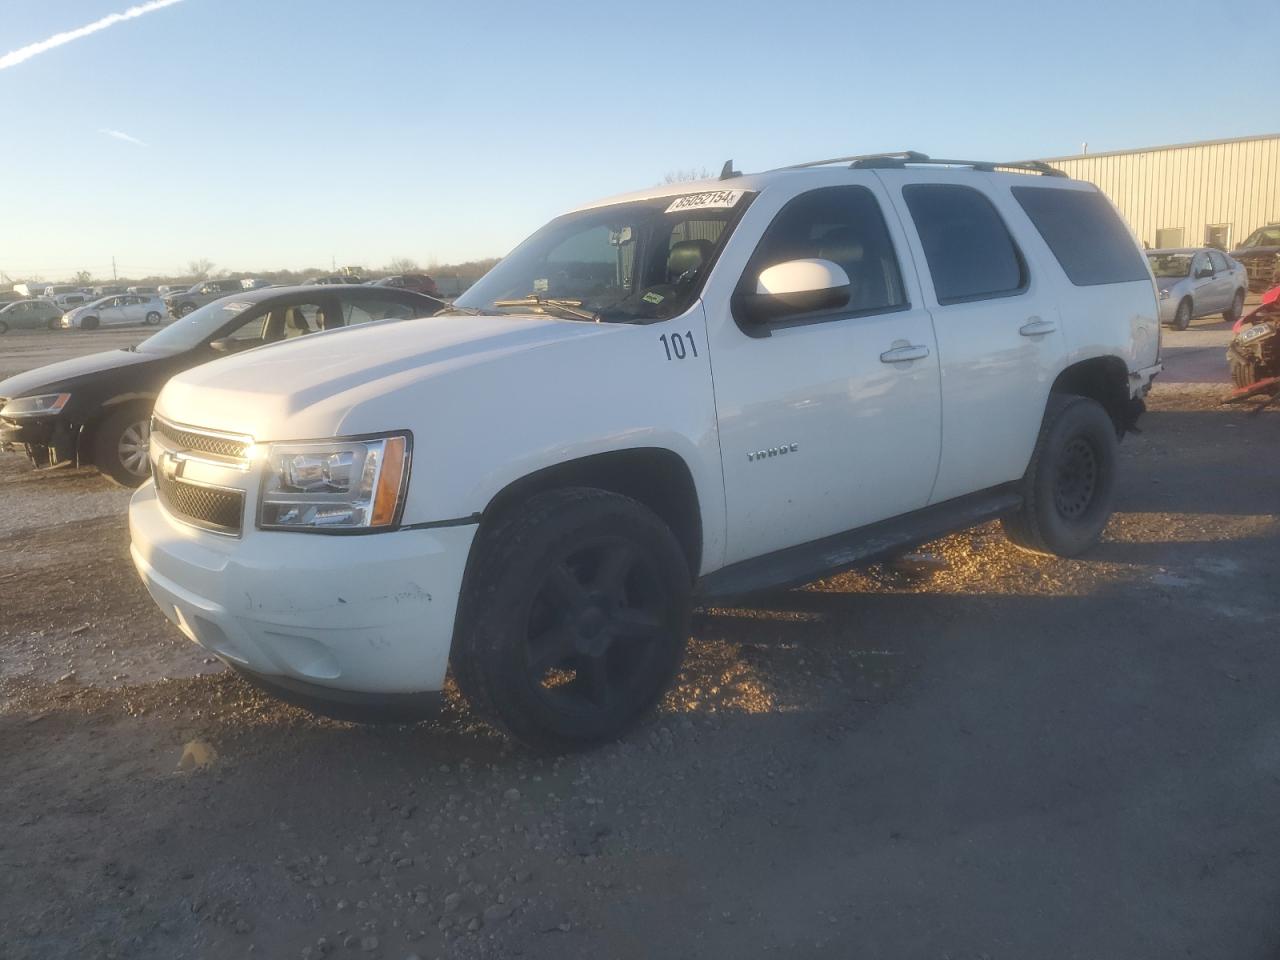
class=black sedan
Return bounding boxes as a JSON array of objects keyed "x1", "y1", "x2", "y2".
[{"x1": 0, "y1": 285, "x2": 442, "y2": 485}]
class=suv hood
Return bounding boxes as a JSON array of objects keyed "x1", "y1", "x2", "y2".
[
  {"x1": 1231, "y1": 245, "x2": 1280, "y2": 258},
  {"x1": 155, "y1": 313, "x2": 624, "y2": 440},
  {"x1": 0, "y1": 349, "x2": 155, "y2": 398}
]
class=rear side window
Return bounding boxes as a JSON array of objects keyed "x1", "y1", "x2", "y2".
[
  {"x1": 1012, "y1": 187, "x2": 1149, "y2": 286},
  {"x1": 902, "y1": 184, "x2": 1026, "y2": 304}
]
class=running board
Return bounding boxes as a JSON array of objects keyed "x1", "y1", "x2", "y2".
[{"x1": 696, "y1": 486, "x2": 1023, "y2": 600}]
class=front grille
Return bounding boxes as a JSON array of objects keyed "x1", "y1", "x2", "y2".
[
  {"x1": 156, "y1": 472, "x2": 244, "y2": 535},
  {"x1": 1241, "y1": 256, "x2": 1279, "y2": 286},
  {"x1": 152, "y1": 417, "x2": 251, "y2": 462}
]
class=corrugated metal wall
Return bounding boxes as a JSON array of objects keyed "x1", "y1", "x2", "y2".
[{"x1": 1039, "y1": 135, "x2": 1280, "y2": 250}]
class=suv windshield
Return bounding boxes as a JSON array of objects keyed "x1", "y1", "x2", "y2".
[
  {"x1": 135, "y1": 296, "x2": 251, "y2": 353},
  {"x1": 1240, "y1": 226, "x2": 1280, "y2": 248},
  {"x1": 453, "y1": 191, "x2": 754, "y2": 323},
  {"x1": 1148, "y1": 253, "x2": 1191, "y2": 278}
]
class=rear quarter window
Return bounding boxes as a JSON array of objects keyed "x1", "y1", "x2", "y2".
[{"x1": 1012, "y1": 187, "x2": 1149, "y2": 286}]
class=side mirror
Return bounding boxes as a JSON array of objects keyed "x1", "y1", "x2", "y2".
[
  {"x1": 1196, "y1": 266, "x2": 1214, "y2": 279},
  {"x1": 209, "y1": 338, "x2": 234, "y2": 353},
  {"x1": 738, "y1": 258, "x2": 851, "y2": 326}
]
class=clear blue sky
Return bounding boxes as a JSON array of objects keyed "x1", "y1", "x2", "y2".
[{"x1": 2, "y1": 0, "x2": 1277, "y2": 282}]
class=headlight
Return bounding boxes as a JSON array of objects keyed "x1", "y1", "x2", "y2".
[
  {"x1": 1, "y1": 393, "x2": 71, "y2": 418},
  {"x1": 1159, "y1": 289, "x2": 1169, "y2": 299},
  {"x1": 257, "y1": 433, "x2": 410, "y2": 532}
]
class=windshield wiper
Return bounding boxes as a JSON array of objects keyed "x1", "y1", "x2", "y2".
[
  {"x1": 434, "y1": 303, "x2": 487, "y2": 317},
  {"x1": 491, "y1": 295, "x2": 600, "y2": 323}
]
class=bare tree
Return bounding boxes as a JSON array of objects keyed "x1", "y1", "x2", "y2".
[
  {"x1": 73, "y1": 269, "x2": 93, "y2": 284},
  {"x1": 187, "y1": 258, "x2": 214, "y2": 279},
  {"x1": 386, "y1": 257, "x2": 419, "y2": 274},
  {"x1": 663, "y1": 167, "x2": 711, "y2": 184}
]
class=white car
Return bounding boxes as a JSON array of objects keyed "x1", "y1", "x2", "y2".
[
  {"x1": 63, "y1": 294, "x2": 167, "y2": 330},
  {"x1": 129, "y1": 151, "x2": 1161, "y2": 750}
]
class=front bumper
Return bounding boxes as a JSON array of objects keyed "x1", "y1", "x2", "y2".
[
  {"x1": 0, "y1": 413, "x2": 77, "y2": 465},
  {"x1": 129, "y1": 481, "x2": 476, "y2": 699}
]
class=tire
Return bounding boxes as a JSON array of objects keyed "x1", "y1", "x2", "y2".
[
  {"x1": 145, "y1": 311, "x2": 162, "y2": 325},
  {"x1": 81, "y1": 316, "x2": 99, "y2": 331},
  {"x1": 1172, "y1": 298, "x2": 1192, "y2": 331},
  {"x1": 1001, "y1": 394, "x2": 1118, "y2": 558},
  {"x1": 47, "y1": 317, "x2": 61, "y2": 331},
  {"x1": 452, "y1": 487, "x2": 691, "y2": 752},
  {"x1": 1231, "y1": 356, "x2": 1260, "y2": 390},
  {"x1": 177, "y1": 302, "x2": 196, "y2": 317},
  {"x1": 92, "y1": 406, "x2": 153, "y2": 487},
  {"x1": 0, "y1": 320, "x2": 7, "y2": 335},
  {"x1": 1224, "y1": 290, "x2": 1245, "y2": 324}
]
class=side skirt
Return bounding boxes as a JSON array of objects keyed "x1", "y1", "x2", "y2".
[{"x1": 695, "y1": 485, "x2": 1023, "y2": 601}]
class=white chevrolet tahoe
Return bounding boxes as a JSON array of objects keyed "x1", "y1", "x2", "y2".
[{"x1": 129, "y1": 152, "x2": 1161, "y2": 751}]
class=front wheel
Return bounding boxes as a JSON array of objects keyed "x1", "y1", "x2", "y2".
[
  {"x1": 47, "y1": 317, "x2": 61, "y2": 331},
  {"x1": 177, "y1": 303, "x2": 196, "y2": 317},
  {"x1": 145, "y1": 311, "x2": 162, "y2": 325},
  {"x1": 0, "y1": 320, "x2": 7, "y2": 334},
  {"x1": 1002, "y1": 394, "x2": 1118, "y2": 558},
  {"x1": 1172, "y1": 298, "x2": 1192, "y2": 331},
  {"x1": 93, "y1": 407, "x2": 153, "y2": 487},
  {"x1": 1224, "y1": 290, "x2": 1245, "y2": 324},
  {"x1": 452, "y1": 488, "x2": 691, "y2": 752},
  {"x1": 81, "y1": 316, "x2": 99, "y2": 331}
]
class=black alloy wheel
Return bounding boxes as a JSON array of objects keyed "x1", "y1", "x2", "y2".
[{"x1": 452, "y1": 488, "x2": 691, "y2": 752}]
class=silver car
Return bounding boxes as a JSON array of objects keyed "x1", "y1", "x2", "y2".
[
  {"x1": 1148, "y1": 247, "x2": 1248, "y2": 329},
  {"x1": 62, "y1": 294, "x2": 167, "y2": 331}
]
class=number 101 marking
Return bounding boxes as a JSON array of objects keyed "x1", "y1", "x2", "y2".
[{"x1": 660, "y1": 331, "x2": 698, "y2": 361}]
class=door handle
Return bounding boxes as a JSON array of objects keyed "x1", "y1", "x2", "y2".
[
  {"x1": 1019, "y1": 317, "x2": 1057, "y2": 337},
  {"x1": 880, "y1": 343, "x2": 930, "y2": 363}
]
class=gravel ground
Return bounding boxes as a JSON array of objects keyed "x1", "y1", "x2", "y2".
[{"x1": 2, "y1": 327, "x2": 1279, "y2": 959}]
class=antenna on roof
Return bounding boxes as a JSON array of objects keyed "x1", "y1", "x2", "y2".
[{"x1": 719, "y1": 159, "x2": 741, "y2": 180}]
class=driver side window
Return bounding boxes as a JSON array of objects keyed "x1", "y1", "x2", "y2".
[
  {"x1": 743, "y1": 186, "x2": 907, "y2": 318},
  {"x1": 222, "y1": 310, "x2": 270, "y2": 342}
]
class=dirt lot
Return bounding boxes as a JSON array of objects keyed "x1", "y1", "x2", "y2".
[{"x1": 2, "y1": 322, "x2": 1279, "y2": 960}]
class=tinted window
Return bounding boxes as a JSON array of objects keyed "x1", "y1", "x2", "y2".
[
  {"x1": 340, "y1": 294, "x2": 422, "y2": 325},
  {"x1": 744, "y1": 185, "x2": 906, "y2": 317},
  {"x1": 903, "y1": 184, "x2": 1025, "y2": 304},
  {"x1": 1012, "y1": 186, "x2": 1148, "y2": 286}
]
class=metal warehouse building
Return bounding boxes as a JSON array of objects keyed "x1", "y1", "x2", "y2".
[{"x1": 1038, "y1": 133, "x2": 1280, "y2": 252}]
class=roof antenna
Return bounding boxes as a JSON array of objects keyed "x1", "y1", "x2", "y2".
[{"x1": 719, "y1": 159, "x2": 740, "y2": 180}]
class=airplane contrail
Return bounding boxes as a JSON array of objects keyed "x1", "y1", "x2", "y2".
[
  {"x1": 0, "y1": 0, "x2": 187, "y2": 71},
  {"x1": 100, "y1": 129, "x2": 148, "y2": 146}
]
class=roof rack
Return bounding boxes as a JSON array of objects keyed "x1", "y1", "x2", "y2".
[{"x1": 772, "y1": 151, "x2": 1067, "y2": 177}]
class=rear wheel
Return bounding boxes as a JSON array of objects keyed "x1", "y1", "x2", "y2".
[
  {"x1": 452, "y1": 488, "x2": 691, "y2": 752},
  {"x1": 1002, "y1": 394, "x2": 1118, "y2": 558},
  {"x1": 145, "y1": 311, "x2": 162, "y2": 325},
  {"x1": 93, "y1": 407, "x2": 152, "y2": 487},
  {"x1": 81, "y1": 316, "x2": 99, "y2": 331},
  {"x1": 1172, "y1": 298, "x2": 1192, "y2": 331},
  {"x1": 47, "y1": 317, "x2": 61, "y2": 331},
  {"x1": 1224, "y1": 290, "x2": 1245, "y2": 323}
]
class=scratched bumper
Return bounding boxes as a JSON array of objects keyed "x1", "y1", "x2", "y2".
[{"x1": 128, "y1": 480, "x2": 475, "y2": 694}]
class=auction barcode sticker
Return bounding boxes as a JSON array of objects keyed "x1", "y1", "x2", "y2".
[{"x1": 664, "y1": 189, "x2": 748, "y2": 214}]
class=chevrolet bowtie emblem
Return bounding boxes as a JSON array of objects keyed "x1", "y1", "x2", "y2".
[{"x1": 159, "y1": 452, "x2": 183, "y2": 481}]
